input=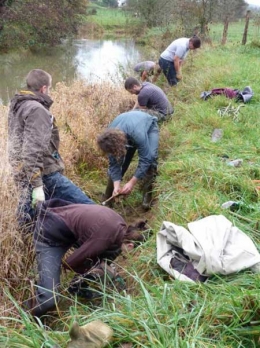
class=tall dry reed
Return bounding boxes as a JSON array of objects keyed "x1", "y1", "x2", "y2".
[{"x1": 0, "y1": 80, "x2": 134, "y2": 324}]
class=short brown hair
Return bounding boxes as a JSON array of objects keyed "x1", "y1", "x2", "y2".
[
  {"x1": 190, "y1": 35, "x2": 201, "y2": 49},
  {"x1": 97, "y1": 128, "x2": 127, "y2": 159},
  {"x1": 26, "y1": 69, "x2": 52, "y2": 92},
  {"x1": 124, "y1": 77, "x2": 140, "y2": 90},
  {"x1": 123, "y1": 219, "x2": 148, "y2": 247}
]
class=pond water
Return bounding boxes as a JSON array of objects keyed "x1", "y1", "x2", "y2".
[{"x1": 0, "y1": 39, "x2": 149, "y2": 105}]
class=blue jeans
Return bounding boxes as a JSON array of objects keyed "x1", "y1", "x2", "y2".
[
  {"x1": 18, "y1": 172, "x2": 95, "y2": 228},
  {"x1": 159, "y1": 57, "x2": 178, "y2": 86},
  {"x1": 43, "y1": 172, "x2": 94, "y2": 204}
]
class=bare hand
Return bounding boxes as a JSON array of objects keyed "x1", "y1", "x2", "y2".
[
  {"x1": 120, "y1": 182, "x2": 134, "y2": 195},
  {"x1": 113, "y1": 188, "x2": 121, "y2": 196},
  {"x1": 113, "y1": 181, "x2": 121, "y2": 196}
]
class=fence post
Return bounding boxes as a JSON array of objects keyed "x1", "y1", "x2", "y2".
[
  {"x1": 221, "y1": 16, "x2": 229, "y2": 45},
  {"x1": 242, "y1": 10, "x2": 251, "y2": 45}
]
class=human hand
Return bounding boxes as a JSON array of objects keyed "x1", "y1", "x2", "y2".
[
  {"x1": 113, "y1": 181, "x2": 121, "y2": 196},
  {"x1": 32, "y1": 186, "x2": 45, "y2": 207},
  {"x1": 120, "y1": 181, "x2": 135, "y2": 195},
  {"x1": 176, "y1": 73, "x2": 182, "y2": 81}
]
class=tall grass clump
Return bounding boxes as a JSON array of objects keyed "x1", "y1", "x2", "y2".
[
  {"x1": 0, "y1": 39, "x2": 260, "y2": 347},
  {"x1": 0, "y1": 105, "x2": 33, "y2": 325},
  {"x1": 51, "y1": 80, "x2": 134, "y2": 196}
]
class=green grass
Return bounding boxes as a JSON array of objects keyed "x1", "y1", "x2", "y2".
[
  {"x1": 85, "y1": 4, "x2": 133, "y2": 30},
  {"x1": 1, "y1": 32, "x2": 260, "y2": 348},
  {"x1": 209, "y1": 20, "x2": 259, "y2": 44}
]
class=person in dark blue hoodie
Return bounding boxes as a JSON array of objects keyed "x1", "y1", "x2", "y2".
[{"x1": 97, "y1": 110, "x2": 159, "y2": 210}]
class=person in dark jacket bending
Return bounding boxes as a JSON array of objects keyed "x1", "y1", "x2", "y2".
[
  {"x1": 8, "y1": 69, "x2": 94, "y2": 230},
  {"x1": 97, "y1": 110, "x2": 159, "y2": 210},
  {"x1": 25, "y1": 199, "x2": 145, "y2": 318},
  {"x1": 125, "y1": 77, "x2": 173, "y2": 122}
]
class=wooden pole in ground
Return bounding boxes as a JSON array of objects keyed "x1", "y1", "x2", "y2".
[
  {"x1": 242, "y1": 10, "x2": 251, "y2": 45},
  {"x1": 221, "y1": 16, "x2": 229, "y2": 45}
]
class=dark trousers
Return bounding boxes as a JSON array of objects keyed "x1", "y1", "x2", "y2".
[
  {"x1": 29, "y1": 239, "x2": 120, "y2": 317},
  {"x1": 143, "y1": 109, "x2": 173, "y2": 123},
  {"x1": 159, "y1": 57, "x2": 178, "y2": 86},
  {"x1": 28, "y1": 241, "x2": 69, "y2": 317},
  {"x1": 17, "y1": 172, "x2": 94, "y2": 228}
]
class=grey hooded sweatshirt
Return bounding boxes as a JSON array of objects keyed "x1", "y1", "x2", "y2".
[{"x1": 8, "y1": 90, "x2": 65, "y2": 188}]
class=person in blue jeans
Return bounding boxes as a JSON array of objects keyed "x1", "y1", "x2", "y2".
[
  {"x1": 97, "y1": 110, "x2": 159, "y2": 210},
  {"x1": 159, "y1": 36, "x2": 201, "y2": 86},
  {"x1": 8, "y1": 69, "x2": 94, "y2": 230}
]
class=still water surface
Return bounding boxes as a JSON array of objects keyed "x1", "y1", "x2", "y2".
[{"x1": 0, "y1": 39, "x2": 147, "y2": 105}]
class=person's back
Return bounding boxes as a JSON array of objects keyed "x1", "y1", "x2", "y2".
[
  {"x1": 159, "y1": 36, "x2": 201, "y2": 86},
  {"x1": 36, "y1": 200, "x2": 127, "y2": 272},
  {"x1": 109, "y1": 110, "x2": 157, "y2": 139},
  {"x1": 24, "y1": 198, "x2": 145, "y2": 317},
  {"x1": 8, "y1": 91, "x2": 64, "y2": 185},
  {"x1": 134, "y1": 61, "x2": 155, "y2": 73},
  {"x1": 8, "y1": 69, "x2": 94, "y2": 229},
  {"x1": 98, "y1": 110, "x2": 159, "y2": 209},
  {"x1": 160, "y1": 37, "x2": 190, "y2": 61},
  {"x1": 124, "y1": 77, "x2": 173, "y2": 121},
  {"x1": 138, "y1": 82, "x2": 173, "y2": 115}
]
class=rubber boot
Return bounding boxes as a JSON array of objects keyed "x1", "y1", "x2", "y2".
[
  {"x1": 142, "y1": 167, "x2": 157, "y2": 211},
  {"x1": 103, "y1": 177, "x2": 114, "y2": 207},
  {"x1": 142, "y1": 183, "x2": 153, "y2": 211}
]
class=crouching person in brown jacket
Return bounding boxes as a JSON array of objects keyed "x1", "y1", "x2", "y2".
[{"x1": 24, "y1": 199, "x2": 145, "y2": 318}]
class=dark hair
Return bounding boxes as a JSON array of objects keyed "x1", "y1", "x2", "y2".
[
  {"x1": 97, "y1": 128, "x2": 127, "y2": 159},
  {"x1": 190, "y1": 36, "x2": 201, "y2": 49},
  {"x1": 123, "y1": 219, "x2": 148, "y2": 247},
  {"x1": 124, "y1": 77, "x2": 141, "y2": 90},
  {"x1": 26, "y1": 69, "x2": 52, "y2": 92},
  {"x1": 154, "y1": 63, "x2": 162, "y2": 74}
]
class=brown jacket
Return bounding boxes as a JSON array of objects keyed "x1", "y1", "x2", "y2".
[
  {"x1": 8, "y1": 90, "x2": 64, "y2": 188},
  {"x1": 35, "y1": 199, "x2": 128, "y2": 273}
]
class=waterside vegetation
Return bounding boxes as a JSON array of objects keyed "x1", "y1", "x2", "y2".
[{"x1": 0, "y1": 33, "x2": 260, "y2": 347}]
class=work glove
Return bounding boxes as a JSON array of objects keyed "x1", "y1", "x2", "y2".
[
  {"x1": 66, "y1": 321, "x2": 113, "y2": 348},
  {"x1": 32, "y1": 185, "x2": 45, "y2": 207}
]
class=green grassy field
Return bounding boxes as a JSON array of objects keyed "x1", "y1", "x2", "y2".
[
  {"x1": 82, "y1": 5, "x2": 260, "y2": 45},
  {"x1": 0, "y1": 19, "x2": 260, "y2": 348},
  {"x1": 84, "y1": 3, "x2": 133, "y2": 30}
]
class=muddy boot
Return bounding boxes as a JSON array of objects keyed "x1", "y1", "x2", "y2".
[
  {"x1": 103, "y1": 177, "x2": 114, "y2": 207},
  {"x1": 142, "y1": 183, "x2": 153, "y2": 211},
  {"x1": 142, "y1": 167, "x2": 157, "y2": 211},
  {"x1": 142, "y1": 168, "x2": 157, "y2": 210}
]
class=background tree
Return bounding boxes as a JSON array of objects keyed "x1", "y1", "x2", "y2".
[
  {"x1": 127, "y1": 0, "x2": 175, "y2": 27},
  {"x1": 0, "y1": 0, "x2": 88, "y2": 50},
  {"x1": 215, "y1": 0, "x2": 247, "y2": 44},
  {"x1": 173, "y1": 0, "x2": 246, "y2": 38}
]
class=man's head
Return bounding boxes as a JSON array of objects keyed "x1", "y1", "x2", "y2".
[
  {"x1": 122, "y1": 219, "x2": 148, "y2": 253},
  {"x1": 97, "y1": 128, "x2": 127, "y2": 160},
  {"x1": 26, "y1": 69, "x2": 52, "y2": 95},
  {"x1": 189, "y1": 35, "x2": 201, "y2": 50},
  {"x1": 124, "y1": 77, "x2": 142, "y2": 94}
]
